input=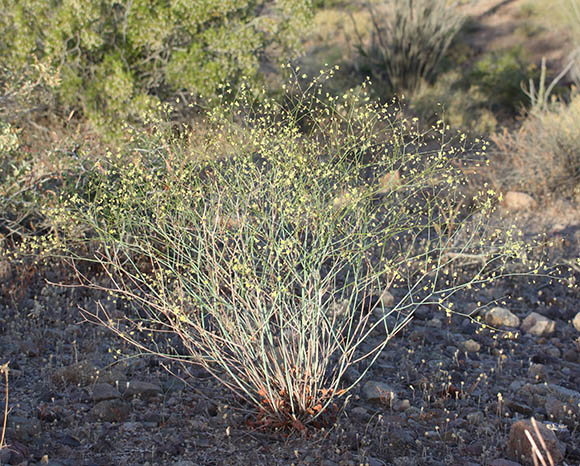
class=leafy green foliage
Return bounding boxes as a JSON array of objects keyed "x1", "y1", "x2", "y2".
[
  {"x1": 0, "y1": 0, "x2": 312, "y2": 129},
  {"x1": 469, "y1": 47, "x2": 533, "y2": 112}
]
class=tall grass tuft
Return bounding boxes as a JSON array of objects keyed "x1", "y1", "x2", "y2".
[
  {"x1": 353, "y1": 0, "x2": 464, "y2": 92},
  {"x1": 52, "y1": 69, "x2": 539, "y2": 429}
]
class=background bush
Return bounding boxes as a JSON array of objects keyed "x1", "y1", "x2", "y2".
[
  {"x1": 492, "y1": 91, "x2": 580, "y2": 200},
  {"x1": 353, "y1": 0, "x2": 464, "y2": 93},
  {"x1": 468, "y1": 47, "x2": 533, "y2": 113},
  {"x1": 0, "y1": 0, "x2": 312, "y2": 129}
]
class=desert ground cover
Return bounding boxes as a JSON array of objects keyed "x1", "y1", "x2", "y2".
[{"x1": 1, "y1": 1, "x2": 580, "y2": 465}]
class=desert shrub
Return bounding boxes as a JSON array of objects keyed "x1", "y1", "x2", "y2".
[
  {"x1": 353, "y1": 0, "x2": 464, "y2": 93},
  {"x1": 492, "y1": 92, "x2": 580, "y2": 200},
  {"x1": 0, "y1": 0, "x2": 312, "y2": 130},
  {"x1": 469, "y1": 47, "x2": 533, "y2": 113},
  {"x1": 52, "y1": 70, "x2": 538, "y2": 429},
  {"x1": 410, "y1": 71, "x2": 498, "y2": 135}
]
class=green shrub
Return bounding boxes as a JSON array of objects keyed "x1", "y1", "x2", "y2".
[
  {"x1": 469, "y1": 47, "x2": 533, "y2": 112},
  {"x1": 410, "y1": 71, "x2": 498, "y2": 135},
  {"x1": 52, "y1": 71, "x2": 539, "y2": 429},
  {"x1": 353, "y1": 0, "x2": 464, "y2": 93},
  {"x1": 0, "y1": 0, "x2": 312, "y2": 129}
]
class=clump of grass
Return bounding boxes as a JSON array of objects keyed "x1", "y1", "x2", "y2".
[
  {"x1": 352, "y1": 0, "x2": 465, "y2": 93},
  {"x1": 492, "y1": 91, "x2": 580, "y2": 200},
  {"x1": 52, "y1": 69, "x2": 541, "y2": 430}
]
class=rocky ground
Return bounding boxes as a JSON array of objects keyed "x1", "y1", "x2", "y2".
[{"x1": 1, "y1": 199, "x2": 580, "y2": 466}]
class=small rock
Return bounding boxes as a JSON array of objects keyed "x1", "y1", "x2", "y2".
[
  {"x1": 91, "y1": 383, "x2": 121, "y2": 402},
  {"x1": 528, "y1": 364, "x2": 547, "y2": 382},
  {"x1": 377, "y1": 170, "x2": 401, "y2": 194},
  {"x1": 509, "y1": 380, "x2": 525, "y2": 392},
  {"x1": 465, "y1": 441, "x2": 484, "y2": 455},
  {"x1": 522, "y1": 313, "x2": 556, "y2": 337},
  {"x1": 378, "y1": 289, "x2": 395, "y2": 307},
  {"x1": 362, "y1": 381, "x2": 397, "y2": 404},
  {"x1": 507, "y1": 419, "x2": 565, "y2": 465},
  {"x1": 388, "y1": 430, "x2": 416, "y2": 448},
  {"x1": 426, "y1": 318, "x2": 442, "y2": 328},
  {"x1": 351, "y1": 406, "x2": 370, "y2": 421},
  {"x1": 6, "y1": 415, "x2": 41, "y2": 442},
  {"x1": 393, "y1": 399, "x2": 410, "y2": 412},
  {"x1": 503, "y1": 191, "x2": 537, "y2": 211},
  {"x1": 545, "y1": 397, "x2": 579, "y2": 428},
  {"x1": 173, "y1": 461, "x2": 196, "y2": 466},
  {"x1": 122, "y1": 380, "x2": 163, "y2": 399},
  {"x1": 563, "y1": 348, "x2": 578, "y2": 362},
  {"x1": 89, "y1": 399, "x2": 130, "y2": 422},
  {"x1": 573, "y1": 312, "x2": 580, "y2": 333},
  {"x1": 0, "y1": 447, "x2": 11, "y2": 463},
  {"x1": 506, "y1": 400, "x2": 533, "y2": 416},
  {"x1": 545, "y1": 346, "x2": 561, "y2": 359},
  {"x1": 485, "y1": 307, "x2": 520, "y2": 328},
  {"x1": 463, "y1": 339, "x2": 481, "y2": 352},
  {"x1": 490, "y1": 460, "x2": 522, "y2": 466}
]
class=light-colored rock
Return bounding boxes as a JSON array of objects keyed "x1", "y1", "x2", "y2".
[
  {"x1": 503, "y1": 191, "x2": 537, "y2": 211},
  {"x1": 89, "y1": 399, "x2": 130, "y2": 422},
  {"x1": 378, "y1": 289, "x2": 395, "y2": 307},
  {"x1": 485, "y1": 307, "x2": 520, "y2": 328},
  {"x1": 521, "y1": 312, "x2": 556, "y2": 337},
  {"x1": 376, "y1": 170, "x2": 401, "y2": 194},
  {"x1": 463, "y1": 339, "x2": 481, "y2": 352},
  {"x1": 393, "y1": 399, "x2": 410, "y2": 412},
  {"x1": 362, "y1": 381, "x2": 397, "y2": 404},
  {"x1": 122, "y1": 380, "x2": 163, "y2": 399},
  {"x1": 572, "y1": 312, "x2": 580, "y2": 332},
  {"x1": 507, "y1": 419, "x2": 565, "y2": 465}
]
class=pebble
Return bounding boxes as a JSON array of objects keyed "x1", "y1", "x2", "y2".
[
  {"x1": 463, "y1": 339, "x2": 481, "y2": 352},
  {"x1": 521, "y1": 312, "x2": 556, "y2": 336},
  {"x1": 361, "y1": 381, "x2": 397, "y2": 404},
  {"x1": 122, "y1": 380, "x2": 163, "y2": 399},
  {"x1": 485, "y1": 307, "x2": 520, "y2": 328},
  {"x1": 507, "y1": 419, "x2": 565, "y2": 465},
  {"x1": 503, "y1": 191, "x2": 537, "y2": 211},
  {"x1": 91, "y1": 383, "x2": 121, "y2": 402},
  {"x1": 528, "y1": 363, "x2": 547, "y2": 382},
  {"x1": 545, "y1": 346, "x2": 561, "y2": 358},
  {"x1": 573, "y1": 312, "x2": 580, "y2": 332},
  {"x1": 89, "y1": 399, "x2": 131, "y2": 422},
  {"x1": 490, "y1": 459, "x2": 523, "y2": 466}
]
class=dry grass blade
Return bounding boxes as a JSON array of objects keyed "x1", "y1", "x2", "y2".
[{"x1": 0, "y1": 362, "x2": 9, "y2": 452}]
